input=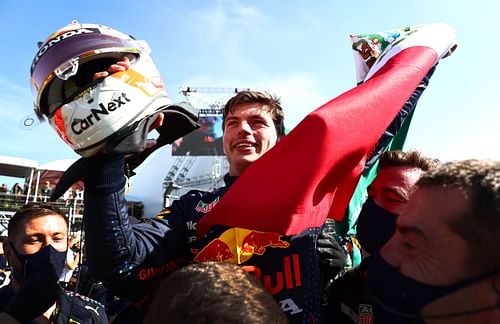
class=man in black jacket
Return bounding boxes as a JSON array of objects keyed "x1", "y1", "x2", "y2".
[
  {"x1": 81, "y1": 89, "x2": 337, "y2": 323},
  {"x1": 0, "y1": 203, "x2": 107, "y2": 323}
]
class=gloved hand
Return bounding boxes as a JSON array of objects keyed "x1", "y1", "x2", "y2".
[
  {"x1": 50, "y1": 153, "x2": 126, "y2": 201},
  {"x1": 317, "y1": 219, "x2": 347, "y2": 280},
  {"x1": 4, "y1": 268, "x2": 60, "y2": 323}
]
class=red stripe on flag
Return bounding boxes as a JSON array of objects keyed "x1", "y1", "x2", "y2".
[{"x1": 198, "y1": 46, "x2": 438, "y2": 236}]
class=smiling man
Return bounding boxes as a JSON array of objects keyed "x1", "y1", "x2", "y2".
[
  {"x1": 222, "y1": 93, "x2": 283, "y2": 176},
  {"x1": 81, "y1": 90, "x2": 333, "y2": 321}
]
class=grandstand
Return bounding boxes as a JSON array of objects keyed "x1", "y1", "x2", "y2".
[{"x1": 0, "y1": 155, "x2": 145, "y2": 236}]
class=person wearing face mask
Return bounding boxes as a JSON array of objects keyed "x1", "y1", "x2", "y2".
[
  {"x1": 368, "y1": 159, "x2": 500, "y2": 324},
  {"x1": 356, "y1": 150, "x2": 440, "y2": 257},
  {"x1": 325, "y1": 150, "x2": 439, "y2": 323},
  {"x1": 0, "y1": 203, "x2": 107, "y2": 323}
]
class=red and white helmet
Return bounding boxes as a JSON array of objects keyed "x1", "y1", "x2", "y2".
[{"x1": 30, "y1": 21, "x2": 171, "y2": 157}]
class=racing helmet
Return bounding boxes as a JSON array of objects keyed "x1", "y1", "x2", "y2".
[{"x1": 30, "y1": 21, "x2": 172, "y2": 157}]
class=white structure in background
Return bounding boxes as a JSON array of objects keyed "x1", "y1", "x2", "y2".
[
  {"x1": 127, "y1": 146, "x2": 228, "y2": 218},
  {"x1": 0, "y1": 156, "x2": 80, "y2": 235},
  {"x1": 127, "y1": 86, "x2": 242, "y2": 217}
]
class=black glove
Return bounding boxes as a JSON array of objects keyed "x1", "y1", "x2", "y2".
[
  {"x1": 317, "y1": 219, "x2": 347, "y2": 280},
  {"x1": 4, "y1": 268, "x2": 60, "y2": 323},
  {"x1": 50, "y1": 153, "x2": 126, "y2": 201}
]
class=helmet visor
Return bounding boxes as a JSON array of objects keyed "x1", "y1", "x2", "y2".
[{"x1": 40, "y1": 54, "x2": 137, "y2": 117}]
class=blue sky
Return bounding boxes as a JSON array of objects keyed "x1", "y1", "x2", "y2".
[{"x1": 0, "y1": 0, "x2": 499, "y2": 177}]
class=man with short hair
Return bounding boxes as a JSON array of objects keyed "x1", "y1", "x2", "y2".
[
  {"x1": 371, "y1": 159, "x2": 500, "y2": 323},
  {"x1": 145, "y1": 261, "x2": 289, "y2": 324},
  {"x1": 356, "y1": 150, "x2": 439, "y2": 256},
  {"x1": 326, "y1": 150, "x2": 439, "y2": 323},
  {"x1": 0, "y1": 203, "x2": 107, "y2": 323},
  {"x1": 83, "y1": 90, "x2": 329, "y2": 322}
]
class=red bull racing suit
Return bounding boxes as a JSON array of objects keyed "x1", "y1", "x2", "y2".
[{"x1": 83, "y1": 155, "x2": 324, "y2": 323}]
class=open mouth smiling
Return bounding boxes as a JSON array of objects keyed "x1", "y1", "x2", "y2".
[{"x1": 233, "y1": 141, "x2": 258, "y2": 149}]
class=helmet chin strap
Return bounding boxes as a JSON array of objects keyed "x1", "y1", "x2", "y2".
[{"x1": 124, "y1": 102, "x2": 201, "y2": 173}]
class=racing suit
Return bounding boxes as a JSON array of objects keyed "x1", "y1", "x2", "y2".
[{"x1": 83, "y1": 155, "x2": 324, "y2": 323}]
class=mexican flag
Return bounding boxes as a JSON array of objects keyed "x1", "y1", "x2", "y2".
[{"x1": 198, "y1": 23, "x2": 457, "y2": 236}]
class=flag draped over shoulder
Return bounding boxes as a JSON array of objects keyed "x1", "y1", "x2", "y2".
[{"x1": 198, "y1": 23, "x2": 457, "y2": 237}]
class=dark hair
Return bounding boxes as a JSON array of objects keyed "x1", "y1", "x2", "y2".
[
  {"x1": 8, "y1": 203, "x2": 68, "y2": 240},
  {"x1": 378, "y1": 150, "x2": 439, "y2": 172},
  {"x1": 145, "y1": 262, "x2": 289, "y2": 324},
  {"x1": 417, "y1": 159, "x2": 500, "y2": 271},
  {"x1": 222, "y1": 90, "x2": 286, "y2": 138}
]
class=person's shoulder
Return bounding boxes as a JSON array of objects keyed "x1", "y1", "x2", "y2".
[{"x1": 57, "y1": 289, "x2": 108, "y2": 323}]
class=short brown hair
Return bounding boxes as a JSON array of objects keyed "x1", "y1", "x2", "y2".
[
  {"x1": 145, "y1": 262, "x2": 289, "y2": 324},
  {"x1": 222, "y1": 90, "x2": 285, "y2": 137},
  {"x1": 8, "y1": 203, "x2": 68, "y2": 240},
  {"x1": 378, "y1": 150, "x2": 439, "y2": 172},
  {"x1": 417, "y1": 159, "x2": 500, "y2": 271}
]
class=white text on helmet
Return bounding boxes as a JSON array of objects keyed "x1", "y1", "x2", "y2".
[
  {"x1": 71, "y1": 93, "x2": 131, "y2": 135},
  {"x1": 31, "y1": 28, "x2": 96, "y2": 73}
]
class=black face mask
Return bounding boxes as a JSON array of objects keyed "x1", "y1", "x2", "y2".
[
  {"x1": 356, "y1": 198, "x2": 397, "y2": 254},
  {"x1": 367, "y1": 253, "x2": 499, "y2": 323},
  {"x1": 11, "y1": 243, "x2": 67, "y2": 284}
]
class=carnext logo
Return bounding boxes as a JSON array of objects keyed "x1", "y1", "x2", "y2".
[{"x1": 71, "y1": 93, "x2": 131, "y2": 135}]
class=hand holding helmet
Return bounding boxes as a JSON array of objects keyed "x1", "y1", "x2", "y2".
[
  {"x1": 31, "y1": 21, "x2": 199, "y2": 158},
  {"x1": 92, "y1": 56, "x2": 132, "y2": 81},
  {"x1": 30, "y1": 21, "x2": 201, "y2": 199}
]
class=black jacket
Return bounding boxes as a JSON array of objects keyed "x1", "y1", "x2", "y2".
[
  {"x1": 83, "y1": 156, "x2": 324, "y2": 323},
  {"x1": 0, "y1": 283, "x2": 107, "y2": 323}
]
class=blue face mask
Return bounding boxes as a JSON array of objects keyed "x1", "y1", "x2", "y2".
[
  {"x1": 366, "y1": 253, "x2": 500, "y2": 323},
  {"x1": 11, "y1": 243, "x2": 67, "y2": 284},
  {"x1": 356, "y1": 197, "x2": 397, "y2": 254}
]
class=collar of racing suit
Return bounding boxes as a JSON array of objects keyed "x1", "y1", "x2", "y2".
[{"x1": 223, "y1": 174, "x2": 238, "y2": 188}]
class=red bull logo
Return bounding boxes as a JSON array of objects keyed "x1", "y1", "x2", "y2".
[
  {"x1": 191, "y1": 228, "x2": 290, "y2": 263},
  {"x1": 192, "y1": 239, "x2": 235, "y2": 262},
  {"x1": 191, "y1": 228, "x2": 300, "y2": 295},
  {"x1": 240, "y1": 230, "x2": 290, "y2": 255},
  {"x1": 241, "y1": 254, "x2": 302, "y2": 294}
]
